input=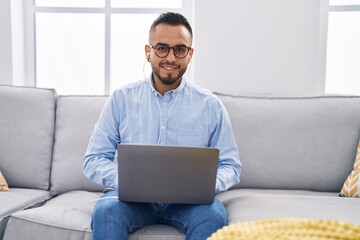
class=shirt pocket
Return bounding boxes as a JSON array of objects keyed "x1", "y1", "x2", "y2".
[{"x1": 176, "y1": 128, "x2": 204, "y2": 146}]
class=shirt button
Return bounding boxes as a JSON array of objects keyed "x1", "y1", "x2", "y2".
[
  {"x1": 161, "y1": 126, "x2": 166, "y2": 130},
  {"x1": 163, "y1": 102, "x2": 167, "y2": 105}
]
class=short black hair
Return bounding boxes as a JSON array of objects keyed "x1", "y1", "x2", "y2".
[{"x1": 150, "y1": 12, "x2": 193, "y2": 38}]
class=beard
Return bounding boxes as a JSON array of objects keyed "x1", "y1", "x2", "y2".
[{"x1": 152, "y1": 63, "x2": 188, "y2": 86}]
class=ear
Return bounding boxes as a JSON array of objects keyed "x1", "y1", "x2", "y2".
[
  {"x1": 145, "y1": 45, "x2": 151, "y2": 59},
  {"x1": 187, "y1": 48, "x2": 194, "y2": 63}
]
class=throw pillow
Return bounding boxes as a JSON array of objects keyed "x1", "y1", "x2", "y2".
[
  {"x1": 340, "y1": 140, "x2": 360, "y2": 197},
  {"x1": 0, "y1": 170, "x2": 9, "y2": 192}
]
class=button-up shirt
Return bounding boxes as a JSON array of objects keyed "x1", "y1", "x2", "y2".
[{"x1": 83, "y1": 77, "x2": 241, "y2": 193}]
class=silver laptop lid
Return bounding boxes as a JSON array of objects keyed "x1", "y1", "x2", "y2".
[{"x1": 117, "y1": 144, "x2": 219, "y2": 204}]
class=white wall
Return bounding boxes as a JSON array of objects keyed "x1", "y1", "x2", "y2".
[
  {"x1": 1, "y1": 0, "x2": 327, "y2": 94},
  {"x1": 194, "y1": 0, "x2": 326, "y2": 95},
  {"x1": 10, "y1": 0, "x2": 26, "y2": 86},
  {"x1": 0, "y1": 0, "x2": 13, "y2": 85}
]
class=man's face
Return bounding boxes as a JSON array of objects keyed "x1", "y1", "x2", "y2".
[{"x1": 145, "y1": 24, "x2": 193, "y2": 89}]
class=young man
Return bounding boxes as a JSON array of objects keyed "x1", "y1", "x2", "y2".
[{"x1": 84, "y1": 12, "x2": 241, "y2": 240}]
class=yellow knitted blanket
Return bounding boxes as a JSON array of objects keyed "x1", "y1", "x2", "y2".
[{"x1": 208, "y1": 218, "x2": 360, "y2": 240}]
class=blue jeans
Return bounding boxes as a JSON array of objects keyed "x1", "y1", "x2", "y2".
[{"x1": 92, "y1": 191, "x2": 227, "y2": 240}]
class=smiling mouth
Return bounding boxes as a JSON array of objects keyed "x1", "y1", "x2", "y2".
[{"x1": 161, "y1": 65, "x2": 179, "y2": 71}]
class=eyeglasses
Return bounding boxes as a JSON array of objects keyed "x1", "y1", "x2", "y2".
[{"x1": 149, "y1": 44, "x2": 191, "y2": 59}]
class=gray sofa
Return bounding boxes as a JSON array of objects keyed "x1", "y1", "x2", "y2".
[{"x1": 1, "y1": 84, "x2": 360, "y2": 240}]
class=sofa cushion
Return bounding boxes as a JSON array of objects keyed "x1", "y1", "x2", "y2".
[
  {"x1": 129, "y1": 225, "x2": 185, "y2": 240},
  {"x1": 3, "y1": 191, "x2": 99, "y2": 240},
  {"x1": 0, "y1": 171, "x2": 8, "y2": 192},
  {"x1": 3, "y1": 190, "x2": 185, "y2": 240},
  {"x1": 50, "y1": 96, "x2": 107, "y2": 195},
  {"x1": 340, "y1": 139, "x2": 360, "y2": 197},
  {"x1": 0, "y1": 188, "x2": 50, "y2": 239},
  {"x1": 0, "y1": 85, "x2": 56, "y2": 190},
  {"x1": 225, "y1": 193, "x2": 360, "y2": 225},
  {"x1": 216, "y1": 188, "x2": 337, "y2": 205},
  {"x1": 0, "y1": 188, "x2": 50, "y2": 220},
  {"x1": 217, "y1": 94, "x2": 360, "y2": 192}
]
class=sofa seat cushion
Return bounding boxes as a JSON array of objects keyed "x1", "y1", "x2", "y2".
[
  {"x1": 216, "y1": 188, "x2": 337, "y2": 204},
  {"x1": 0, "y1": 188, "x2": 50, "y2": 239},
  {"x1": 0, "y1": 188, "x2": 51, "y2": 221},
  {"x1": 129, "y1": 225, "x2": 185, "y2": 240},
  {"x1": 3, "y1": 190, "x2": 185, "y2": 240},
  {"x1": 225, "y1": 193, "x2": 360, "y2": 225},
  {"x1": 3, "y1": 190, "x2": 99, "y2": 240}
]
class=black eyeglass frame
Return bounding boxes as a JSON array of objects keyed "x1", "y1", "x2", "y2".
[{"x1": 149, "y1": 44, "x2": 192, "y2": 59}]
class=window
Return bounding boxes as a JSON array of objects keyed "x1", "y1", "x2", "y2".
[
  {"x1": 36, "y1": 13, "x2": 106, "y2": 95},
  {"x1": 325, "y1": 1, "x2": 360, "y2": 94},
  {"x1": 24, "y1": 0, "x2": 193, "y2": 95}
]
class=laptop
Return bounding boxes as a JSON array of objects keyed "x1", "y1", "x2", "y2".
[{"x1": 117, "y1": 144, "x2": 219, "y2": 204}]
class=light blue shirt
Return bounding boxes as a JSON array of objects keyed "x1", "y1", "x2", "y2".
[{"x1": 83, "y1": 77, "x2": 241, "y2": 193}]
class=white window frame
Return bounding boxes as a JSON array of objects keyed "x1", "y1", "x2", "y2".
[
  {"x1": 23, "y1": 0, "x2": 194, "y2": 95},
  {"x1": 324, "y1": 1, "x2": 360, "y2": 94}
]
